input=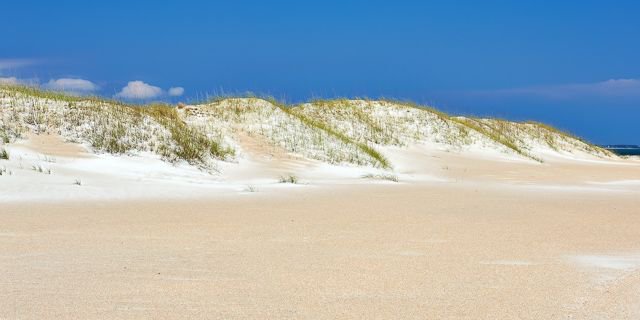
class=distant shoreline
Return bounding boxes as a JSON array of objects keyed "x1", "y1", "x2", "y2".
[{"x1": 603, "y1": 145, "x2": 640, "y2": 156}]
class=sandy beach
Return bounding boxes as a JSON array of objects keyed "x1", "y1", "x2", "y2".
[
  {"x1": 2, "y1": 155, "x2": 640, "y2": 319},
  {"x1": 1, "y1": 91, "x2": 639, "y2": 319},
  {"x1": 3, "y1": 1, "x2": 640, "y2": 318}
]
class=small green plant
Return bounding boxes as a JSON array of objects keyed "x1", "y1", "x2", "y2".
[
  {"x1": 0, "y1": 148, "x2": 8, "y2": 160},
  {"x1": 244, "y1": 185, "x2": 258, "y2": 192},
  {"x1": 0, "y1": 132, "x2": 9, "y2": 144},
  {"x1": 279, "y1": 175, "x2": 299, "y2": 184},
  {"x1": 31, "y1": 165, "x2": 51, "y2": 174},
  {"x1": 42, "y1": 155, "x2": 57, "y2": 163},
  {"x1": 362, "y1": 173, "x2": 399, "y2": 182}
]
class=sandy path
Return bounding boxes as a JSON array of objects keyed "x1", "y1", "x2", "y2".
[{"x1": 1, "y1": 184, "x2": 639, "y2": 319}]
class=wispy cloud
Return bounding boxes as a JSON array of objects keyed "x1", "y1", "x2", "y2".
[
  {"x1": 115, "y1": 81, "x2": 163, "y2": 100},
  {"x1": 0, "y1": 76, "x2": 39, "y2": 86},
  {"x1": 168, "y1": 86, "x2": 184, "y2": 97},
  {"x1": 472, "y1": 79, "x2": 640, "y2": 100},
  {"x1": 44, "y1": 78, "x2": 98, "y2": 94},
  {"x1": 0, "y1": 59, "x2": 39, "y2": 72},
  {"x1": 0, "y1": 77, "x2": 20, "y2": 85}
]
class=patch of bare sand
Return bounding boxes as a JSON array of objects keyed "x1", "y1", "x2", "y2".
[
  {"x1": 391, "y1": 146, "x2": 640, "y2": 187},
  {"x1": 1, "y1": 184, "x2": 639, "y2": 319},
  {"x1": 18, "y1": 132, "x2": 91, "y2": 158},
  {"x1": 226, "y1": 130, "x2": 320, "y2": 181}
]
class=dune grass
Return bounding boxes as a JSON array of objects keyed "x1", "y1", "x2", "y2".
[
  {"x1": 194, "y1": 95, "x2": 391, "y2": 168},
  {"x1": 1, "y1": 85, "x2": 234, "y2": 167},
  {"x1": 296, "y1": 98, "x2": 472, "y2": 148},
  {"x1": 454, "y1": 118, "x2": 539, "y2": 160},
  {"x1": 279, "y1": 174, "x2": 299, "y2": 184},
  {"x1": 526, "y1": 121, "x2": 611, "y2": 156},
  {"x1": 141, "y1": 105, "x2": 234, "y2": 164},
  {"x1": 272, "y1": 98, "x2": 392, "y2": 169},
  {"x1": 362, "y1": 173, "x2": 399, "y2": 182},
  {"x1": 0, "y1": 148, "x2": 8, "y2": 160},
  {"x1": 1, "y1": 85, "x2": 612, "y2": 171},
  {"x1": 301, "y1": 99, "x2": 399, "y2": 145},
  {"x1": 378, "y1": 98, "x2": 452, "y2": 121}
]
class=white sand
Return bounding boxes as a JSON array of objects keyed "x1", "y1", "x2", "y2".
[{"x1": 1, "y1": 133, "x2": 639, "y2": 319}]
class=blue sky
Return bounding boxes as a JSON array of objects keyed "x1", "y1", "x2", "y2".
[{"x1": 1, "y1": 0, "x2": 639, "y2": 144}]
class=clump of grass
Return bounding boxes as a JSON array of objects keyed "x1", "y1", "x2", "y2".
[
  {"x1": 0, "y1": 166, "x2": 10, "y2": 176},
  {"x1": 279, "y1": 174, "x2": 299, "y2": 184},
  {"x1": 298, "y1": 99, "x2": 400, "y2": 145},
  {"x1": 449, "y1": 117, "x2": 543, "y2": 162},
  {"x1": 143, "y1": 105, "x2": 234, "y2": 165},
  {"x1": 277, "y1": 103, "x2": 391, "y2": 169},
  {"x1": 0, "y1": 148, "x2": 8, "y2": 160},
  {"x1": 526, "y1": 121, "x2": 612, "y2": 156},
  {"x1": 362, "y1": 173, "x2": 399, "y2": 182},
  {"x1": 42, "y1": 155, "x2": 56, "y2": 163},
  {"x1": 379, "y1": 98, "x2": 451, "y2": 121},
  {"x1": 244, "y1": 185, "x2": 258, "y2": 192},
  {"x1": 31, "y1": 165, "x2": 51, "y2": 174},
  {"x1": 74, "y1": 179, "x2": 82, "y2": 186}
]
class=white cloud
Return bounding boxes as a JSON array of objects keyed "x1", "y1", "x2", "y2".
[
  {"x1": 168, "y1": 86, "x2": 184, "y2": 97},
  {"x1": 44, "y1": 78, "x2": 98, "y2": 93},
  {"x1": 115, "y1": 81, "x2": 163, "y2": 100},
  {"x1": 0, "y1": 77, "x2": 20, "y2": 85},
  {"x1": 475, "y1": 79, "x2": 640, "y2": 100},
  {"x1": 0, "y1": 58, "x2": 38, "y2": 71},
  {"x1": 0, "y1": 76, "x2": 39, "y2": 86}
]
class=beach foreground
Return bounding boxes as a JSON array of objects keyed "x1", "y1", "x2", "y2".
[
  {"x1": 1, "y1": 89, "x2": 640, "y2": 318},
  {"x1": 2, "y1": 181, "x2": 639, "y2": 319}
]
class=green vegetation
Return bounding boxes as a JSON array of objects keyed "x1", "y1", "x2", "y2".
[
  {"x1": 194, "y1": 95, "x2": 389, "y2": 168},
  {"x1": 277, "y1": 100, "x2": 391, "y2": 169},
  {"x1": 526, "y1": 121, "x2": 611, "y2": 156},
  {"x1": 0, "y1": 85, "x2": 613, "y2": 173},
  {"x1": 449, "y1": 117, "x2": 543, "y2": 162},
  {"x1": 362, "y1": 173, "x2": 399, "y2": 182},
  {"x1": 0, "y1": 85, "x2": 234, "y2": 167},
  {"x1": 0, "y1": 84, "x2": 125, "y2": 106},
  {"x1": 292, "y1": 109, "x2": 391, "y2": 169},
  {"x1": 142, "y1": 105, "x2": 234, "y2": 164},
  {"x1": 279, "y1": 174, "x2": 299, "y2": 184},
  {"x1": 379, "y1": 98, "x2": 451, "y2": 121},
  {"x1": 0, "y1": 148, "x2": 8, "y2": 160},
  {"x1": 31, "y1": 164, "x2": 51, "y2": 174},
  {"x1": 300, "y1": 99, "x2": 399, "y2": 145}
]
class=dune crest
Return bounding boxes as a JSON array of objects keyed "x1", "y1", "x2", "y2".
[{"x1": 1, "y1": 86, "x2": 613, "y2": 171}]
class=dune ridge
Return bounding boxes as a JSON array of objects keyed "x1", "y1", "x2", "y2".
[{"x1": 1, "y1": 85, "x2": 613, "y2": 173}]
